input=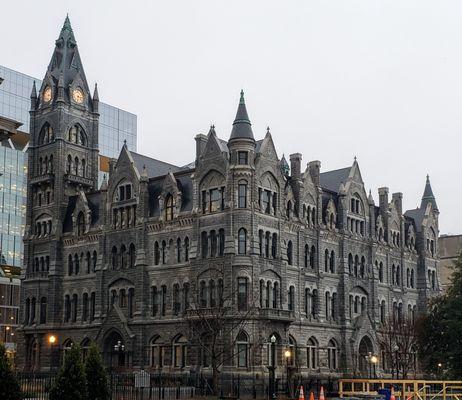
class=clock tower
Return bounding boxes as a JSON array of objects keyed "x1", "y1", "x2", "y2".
[{"x1": 19, "y1": 16, "x2": 100, "y2": 366}]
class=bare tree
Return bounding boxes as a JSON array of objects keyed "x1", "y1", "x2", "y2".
[
  {"x1": 186, "y1": 279, "x2": 257, "y2": 395},
  {"x1": 377, "y1": 314, "x2": 418, "y2": 379}
]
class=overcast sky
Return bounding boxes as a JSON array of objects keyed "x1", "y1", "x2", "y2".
[{"x1": 1, "y1": 0, "x2": 459, "y2": 234}]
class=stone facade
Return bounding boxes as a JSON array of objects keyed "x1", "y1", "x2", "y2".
[{"x1": 17, "y1": 18, "x2": 441, "y2": 379}]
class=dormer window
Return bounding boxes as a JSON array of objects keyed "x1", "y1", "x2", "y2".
[
  {"x1": 238, "y1": 151, "x2": 248, "y2": 165},
  {"x1": 165, "y1": 195, "x2": 174, "y2": 221}
]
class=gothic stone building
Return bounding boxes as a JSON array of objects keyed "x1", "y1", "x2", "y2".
[{"x1": 18, "y1": 18, "x2": 441, "y2": 378}]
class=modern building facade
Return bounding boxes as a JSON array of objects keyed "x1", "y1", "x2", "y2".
[
  {"x1": 18, "y1": 18, "x2": 441, "y2": 379},
  {"x1": 438, "y1": 234, "x2": 462, "y2": 291},
  {"x1": 0, "y1": 48, "x2": 136, "y2": 269},
  {"x1": 0, "y1": 265, "x2": 20, "y2": 363}
]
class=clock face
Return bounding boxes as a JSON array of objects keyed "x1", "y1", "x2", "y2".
[
  {"x1": 72, "y1": 88, "x2": 84, "y2": 104},
  {"x1": 43, "y1": 87, "x2": 52, "y2": 102}
]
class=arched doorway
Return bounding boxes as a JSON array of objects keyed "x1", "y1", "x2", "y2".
[
  {"x1": 103, "y1": 331, "x2": 127, "y2": 370},
  {"x1": 358, "y1": 336, "x2": 373, "y2": 376}
]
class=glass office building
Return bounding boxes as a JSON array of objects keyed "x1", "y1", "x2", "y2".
[
  {"x1": 0, "y1": 65, "x2": 137, "y2": 155},
  {"x1": 0, "y1": 65, "x2": 137, "y2": 269}
]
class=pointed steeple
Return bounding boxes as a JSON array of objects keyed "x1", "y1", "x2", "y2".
[
  {"x1": 30, "y1": 81, "x2": 37, "y2": 109},
  {"x1": 280, "y1": 154, "x2": 290, "y2": 177},
  {"x1": 42, "y1": 15, "x2": 90, "y2": 106},
  {"x1": 92, "y1": 83, "x2": 99, "y2": 112},
  {"x1": 30, "y1": 81, "x2": 37, "y2": 99},
  {"x1": 229, "y1": 90, "x2": 254, "y2": 141},
  {"x1": 421, "y1": 174, "x2": 438, "y2": 211}
]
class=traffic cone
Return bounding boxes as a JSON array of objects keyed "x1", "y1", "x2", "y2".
[
  {"x1": 390, "y1": 388, "x2": 396, "y2": 400},
  {"x1": 319, "y1": 386, "x2": 325, "y2": 400},
  {"x1": 299, "y1": 386, "x2": 305, "y2": 400},
  {"x1": 309, "y1": 392, "x2": 315, "y2": 400}
]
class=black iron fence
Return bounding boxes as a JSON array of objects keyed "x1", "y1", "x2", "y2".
[{"x1": 17, "y1": 371, "x2": 338, "y2": 400}]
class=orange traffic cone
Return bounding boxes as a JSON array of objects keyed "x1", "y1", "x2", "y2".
[
  {"x1": 390, "y1": 388, "x2": 396, "y2": 400},
  {"x1": 309, "y1": 392, "x2": 315, "y2": 400},
  {"x1": 299, "y1": 386, "x2": 305, "y2": 400},
  {"x1": 319, "y1": 386, "x2": 325, "y2": 400}
]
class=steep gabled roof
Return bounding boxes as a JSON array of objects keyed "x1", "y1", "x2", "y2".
[
  {"x1": 130, "y1": 151, "x2": 181, "y2": 178},
  {"x1": 319, "y1": 167, "x2": 351, "y2": 193},
  {"x1": 421, "y1": 175, "x2": 438, "y2": 211}
]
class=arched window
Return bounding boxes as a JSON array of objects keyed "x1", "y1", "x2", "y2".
[
  {"x1": 176, "y1": 238, "x2": 182, "y2": 263},
  {"x1": 129, "y1": 243, "x2": 136, "y2": 267},
  {"x1": 307, "y1": 337, "x2": 318, "y2": 369},
  {"x1": 310, "y1": 245, "x2": 316, "y2": 268},
  {"x1": 64, "y1": 295, "x2": 71, "y2": 322},
  {"x1": 304, "y1": 245, "x2": 309, "y2": 268},
  {"x1": 379, "y1": 262, "x2": 384, "y2": 282},
  {"x1": 201, "y1": 231, "x2": 208, "y2": 258},
  {"x1": 165, "y1": 195, "x2": 174, "y2": 221},
  {"x1": 327, "y1": 339, "x2": 338, "y2": 370},
  {"x1": 68, "y1": 254, "x2": 73, "y2": 275},
  {"x1": 184, "y1": 237, "x2": 190, "y2": 261},
  {"x1": 74, "y1": 157, "x2": 79, "y2": 176},
  {"x1": 396, "y1": 265, "x2": 401, "y2": 286},
  {"x1": 92, "y1": 251, "x2": 97, "y2": 272},
  {"x1": 200, "y1": 281, "x2": 207, "y2": 308},
  {"x1": 77, "y1": 212, "x2": 85, "y2": 236},
  {"x1": 183, "y1": 283, "x2": 190, "y2": 310},
  {"x1": 286, "y1": 200, "x2": 292, "y2": 219},
  {"x1": 81, "y1": 159, "x2": 86, "y2": 177},
  {"x1": 236, "y1": 331, "x2": 249, "y2": 367},
  {"x1": 120, "y1": 244, "x2": 127, "y2": 268},
  {"x1": 111, "y1": 246, "x2": 118, "y2": 269},
  {"x1": 237, "y1": 277, "x2": 248, "y2": 311},
  {"x1": 324, "y1": 249, "x2": 329, "y2": 272},
  {"x1": 154, "y1": 242, "x2": 160, "y2": 265},
  {"x1": 39, "y1": 123, "x2": 54, "y2": 144},
  {"x1": 311, "y1": 207, "x2": 316, "y2": 225},
  {"x1": 210, "y1": 230, "x2": 217, "y2": 257},
  {"x1": 173, "y1": 284, "x2": 181, "y2": 315},
  {"x1": 161, "y1": 241, "x2": 167, "y2": 264},
  {"x1": 238, "y1": 228, "x2": 247, "y2": 255},
  {"x1": 259, "y1": 230, "x2": 263, "y2": 256},
  {"x1": 287, "y1": 241, "x2": 293, "y2": 265},
  {"x1": 330, "y1": 250, "x2": 335, "y2": 273},
  {"x1": 86, "y1": 252, "x2": 91, "y2": 274},
  {"x1": 360, "y1": 256, "x2": 366, "y2": 278},
  {"x1": 238, "y1": 181, "x2": 247, "y2": 208},
  {"x1": 82, "y1": 293, "x2": 88, "y2": 322},
  {"x1": 149, "y1": 337, "x2": 163, "y2": 367},
  {"x1": 74, "y1": 254, "x2": 80, "y2": 275},
  {"x1": 40, "y1": 297, "x2": 47, "y2": 324},
  {"x1": 354, "y1": 255, "x2": 359, "y2": 277},
  {"x1": 218, "y1": 229, "x2": 225, "y2": 256},
  {"x1": 288, "y1": 286, "x2": 295, "y2": 311},
  {"x1": 72, "y1": 294, "x2": 78, "y2": 322},
  {"x1": 380, "y1": 300, "x2": 386, "y2": 323},
  {"x1": 173, "y1": 335, "x2": 188, "y2": 368},
  {"x1": 272, "y1": 233, "x2": 277, "y2": 258},
  {"x1": 410, "y1": 269, "x2": 415, "y2": 288}
]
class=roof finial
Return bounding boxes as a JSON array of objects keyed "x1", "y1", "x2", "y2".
[
  {"x1": 240, "y1": 89, "x2": 245, "y2": 104},
  {"x1": 123, "y1": 139, "x2": 127, "y2": 147},
  {"x1": 30, "y1": 81, "x2": 37, "y2": 99},
  {"x1": 354, "y1": 155, "x2": 357, "y2": 162},
  {"x1": 267, "y1": 126, "x2": 270, "y2": 134}
]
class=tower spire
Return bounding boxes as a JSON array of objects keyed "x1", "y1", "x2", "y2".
[
  {"x1": 421, "y1": 174, "x2": 438, "y2": 211},
  {"x1": 229, "y1": 90, "x2": 254, "y2": 141}
]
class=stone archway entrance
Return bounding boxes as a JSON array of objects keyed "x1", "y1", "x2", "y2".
[
  {"x1": 103, "y1": 331, "x2": 128, "y2": 370},
  {"x1": 358, "y1": 336, "x2": 373, "y2": 376}
]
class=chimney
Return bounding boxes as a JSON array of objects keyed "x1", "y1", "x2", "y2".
[
  {"x1": 392, "y1": 192, "x2": 403, "y2": 215},
  {"x1": 195, "y1": 134, "x2": 208, "y2": 162},
  {"x1": 378, "y1": 187, "x2": 389, "y2": 212},
  {"x1": 289, "y1": 153, "x2": 302, "y2": 180},
  {"x1": 308, "y1": 160, "x2": 321, "y2": 187}
]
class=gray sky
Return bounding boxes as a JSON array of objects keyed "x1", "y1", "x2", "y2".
[{"x1": 2, "y1": 0, "x2": 459, "y2": 234}]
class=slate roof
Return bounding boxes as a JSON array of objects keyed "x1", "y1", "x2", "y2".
[
  {"x1": 404, "y1": 208, "x2": 425, "y2": 231},
  {"x1": 319, "y1": 167, "x2": 351, "y2": 193},
  {"x1": 130, "y1": 151, "x2": 181, "y2": 178},
  {"x1": 229, "y1": 91, "x2": 254, "y2": 141}
]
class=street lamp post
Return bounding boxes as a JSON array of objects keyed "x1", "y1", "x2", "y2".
[
  {"x1": 114, "y1": 340, "x2": 125, "y2": 370},
  {"x1": 284, "y1": 349, "x2": 291, "y2": 398},
  {"x1": 393, "y1": 345, "x2": 399, "y2": 380},
  {"x1": 267, "y1": 335, "x2": 277, "y2": 400},
  {"x1": 48, "y1": 335, "x2": 57, "y2": 371},
  {"x1": 370, "y1": 355, "x2": 378, "y2": 379}
]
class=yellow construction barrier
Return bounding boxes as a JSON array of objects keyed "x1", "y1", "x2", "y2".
[{"x1": 339, "y1": 379, "x2": 462, "y2": 400}]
